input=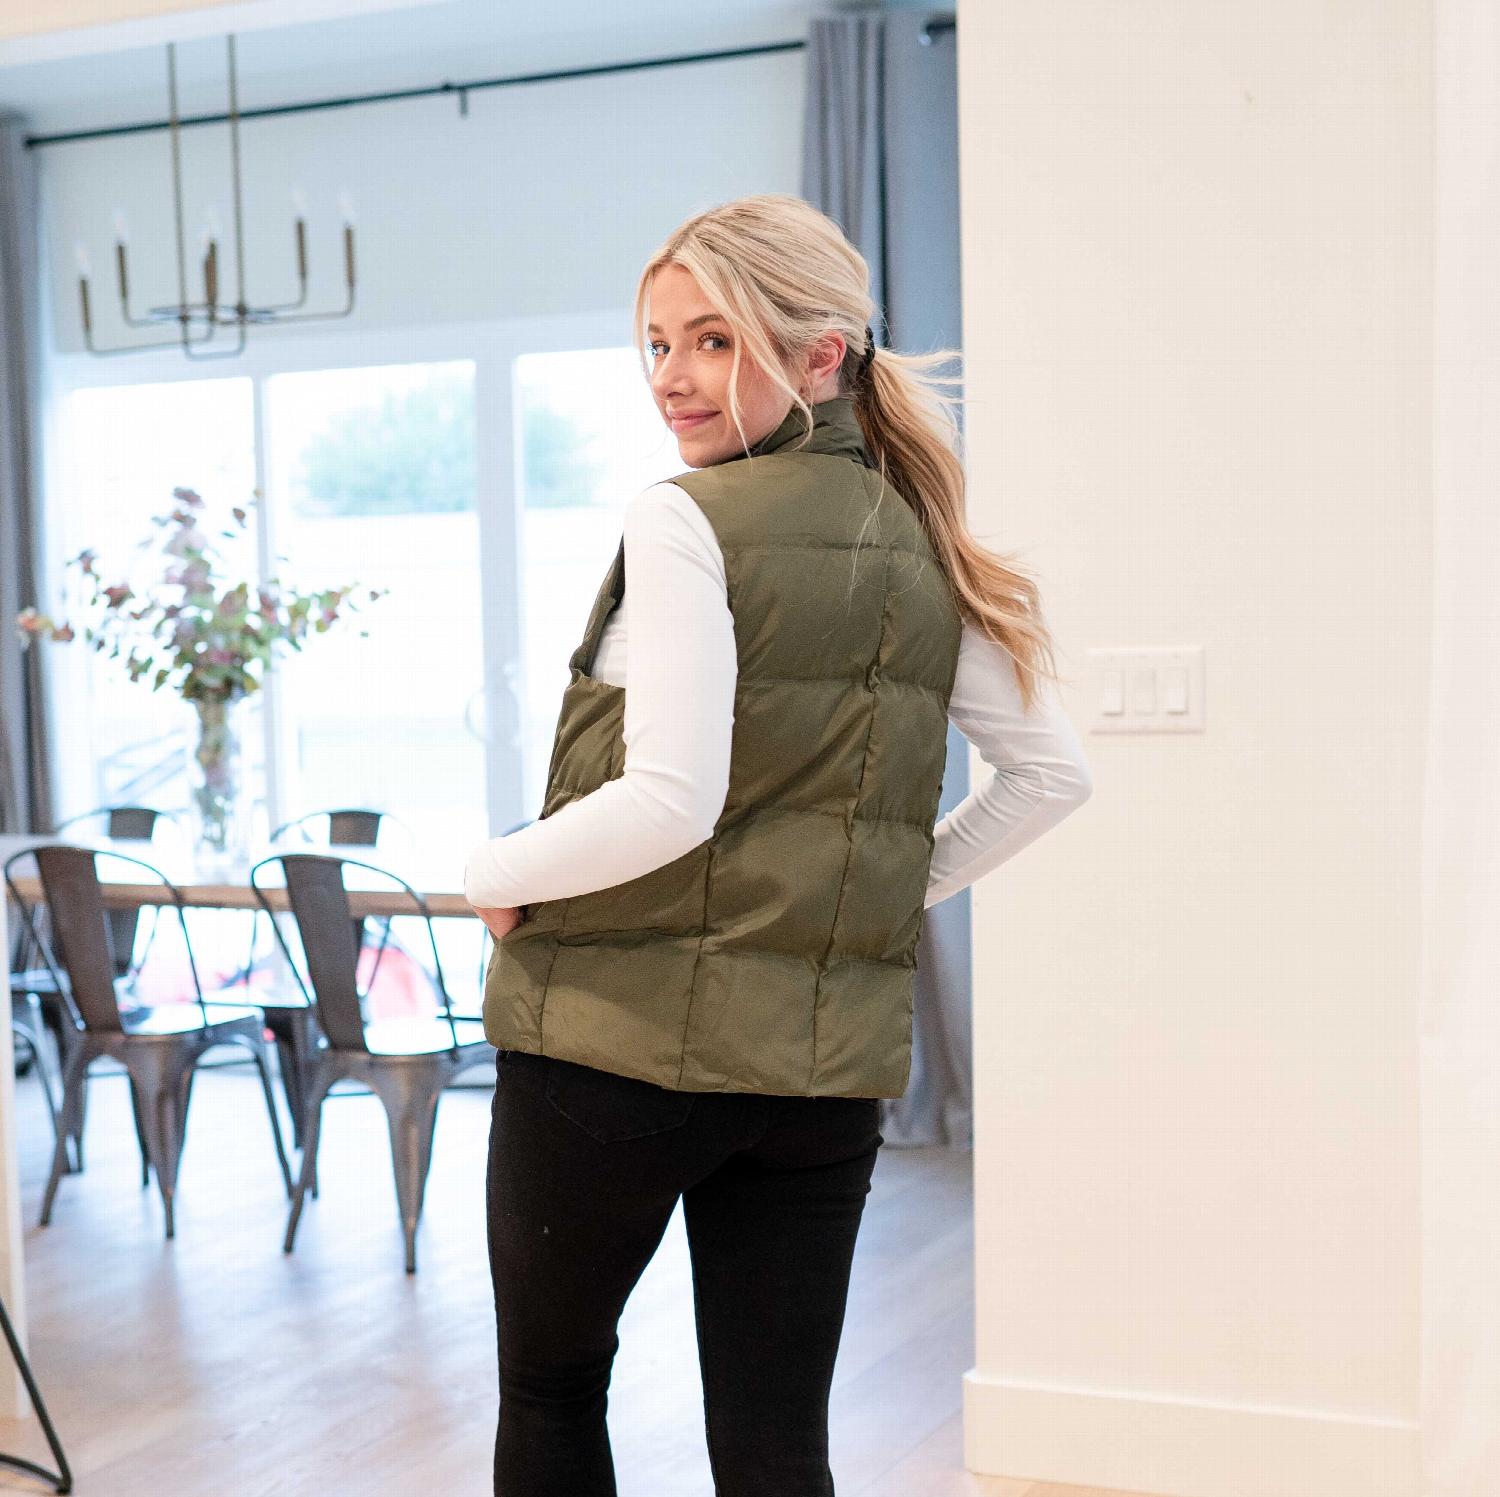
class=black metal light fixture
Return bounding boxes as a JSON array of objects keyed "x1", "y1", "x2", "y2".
[{"x1": 75, "y1": 33, "x2": 358, "y2": 359}]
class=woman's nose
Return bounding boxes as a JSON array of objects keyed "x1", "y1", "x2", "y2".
[{"x1": 651, "y1": 346, "x2": 689, "y2": 392}]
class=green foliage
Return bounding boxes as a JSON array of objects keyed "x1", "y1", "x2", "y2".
[
  {"x1": 521, "y1": 402, "x2": 607, "y2": 509},
  {"x1": 288, "y1": 369, "x2": 609, "y2": 513},
  {"x1": 15, "y1": 487, "x2": 388, "y2": 706},
  {"x1": 295, "y1": 369, "x2": 476, "y2": 516}
]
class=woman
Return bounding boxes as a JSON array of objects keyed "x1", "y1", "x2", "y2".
[{"x1": 464, "y1": 193, "x2": 1092, "y2": 1496}]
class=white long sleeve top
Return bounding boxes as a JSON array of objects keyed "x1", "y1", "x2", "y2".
[{"x1": 463, "y1": 481, "x2": 1093, "y2": 911}]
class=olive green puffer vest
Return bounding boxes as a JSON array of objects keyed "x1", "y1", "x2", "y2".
[{"x1": 482, "y1": 395, "x2": 963, "y2": 1098}]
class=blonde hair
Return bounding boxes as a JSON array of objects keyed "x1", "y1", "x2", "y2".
[{"x1": 632, "y1": 192, "x2": 1065, "y2": 713}]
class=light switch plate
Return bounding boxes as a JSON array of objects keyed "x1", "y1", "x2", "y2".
[{"x1": 1085, "y1": 646, "x2": 1205, "y2": 733}]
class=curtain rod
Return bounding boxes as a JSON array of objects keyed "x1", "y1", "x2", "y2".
[{"x1": 23, "y1": 18, "x2": 956, "y2": 150}]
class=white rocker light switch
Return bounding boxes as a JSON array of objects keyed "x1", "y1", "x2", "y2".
[{"x1": 1085, "y1": 647, "x2": 1205, "y2": 733}]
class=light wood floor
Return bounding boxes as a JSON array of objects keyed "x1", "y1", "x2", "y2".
[{"x1": 0, "y1": 1058, "x2": 1154, "y2": 1496}]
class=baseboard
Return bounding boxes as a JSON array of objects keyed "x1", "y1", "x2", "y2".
[{"x1": 961, "y1": 1368, "x2": 1420, "y2": 1497}]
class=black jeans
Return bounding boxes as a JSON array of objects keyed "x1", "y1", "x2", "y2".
[{"x1": 485, "y1": 1047, "x2": 884, "y2": 1496}]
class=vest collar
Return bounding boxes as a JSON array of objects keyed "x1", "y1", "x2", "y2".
[
  {"x1": 731, "y1": 396, "x2": 871, "y2": 467},
  {"x1": 575, "y1": 398, "x2": 869, "y2": 679}
]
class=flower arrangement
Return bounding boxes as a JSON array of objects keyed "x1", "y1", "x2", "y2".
[{"x1": 17, "y1": 486, "x2": 387, "y2": 859}]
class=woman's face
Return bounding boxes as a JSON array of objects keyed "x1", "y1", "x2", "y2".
[{"x1": 646, "y1": 263, "x2": 799, "y2": 468}]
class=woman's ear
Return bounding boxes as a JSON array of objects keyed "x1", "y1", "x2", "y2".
[
  {"x1": 808, "y1": 331, "x2": 848, "y2": 385},
  {"x1": 795, "y1": 332, "x2": 848, "y2": 401}
]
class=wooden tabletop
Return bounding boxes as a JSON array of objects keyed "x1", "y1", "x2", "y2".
[{"x1": 0, "y1": 833, "x2": 476, "y2": 920}]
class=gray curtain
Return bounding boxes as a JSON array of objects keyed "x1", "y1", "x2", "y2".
[
  {"x1": 0, "y1": 113, "x2": 52, "y2": 836},
  {"x1": 802, "y1": 9, "x2": 970, "y2": 1149}
]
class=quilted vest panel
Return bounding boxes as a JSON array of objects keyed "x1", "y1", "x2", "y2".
[{"x1": 482, "y1": 396, "x2": 963, "y2": 1098}]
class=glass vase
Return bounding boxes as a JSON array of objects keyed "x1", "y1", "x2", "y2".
[{"x1": 189, "y1": 695, "x2": 250, "y2": 870}]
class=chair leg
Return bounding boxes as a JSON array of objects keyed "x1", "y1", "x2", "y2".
[
  {"x1": 175, "y1": 1062, "x2": 198, "y2": 1172},
  {"x1": 285, "y1": 1013, "x2": 321, "y2": 1198},
  {"x1": 121, "y1": 1048, "x2": 195, "y2": 1240},
  {"x1": 14, "y1": 1016, "x2": 65, "y2": 1172},
  {"x1": 48, "y1": 1019, "x2": 86, "y2": 1174},
  {"x1": 24, "y1": 1002, "x2": 75, "y2": 1174},
  {"x1": 370, "y1": 1067, "x2": 445, "y2": 1274},
  {"x1": 33, "y1": 1017, "x2": 79, "y2": 1175},
  {"x1": 74, "y1": 1069, "x2": 88, "y2": 1173},
  {"x1": 241, "y1": 1034, "x2": 292, "y2": 1195},
  {"x1": 155, "y1": 1061, "x2": 195, "y2": 1241},
  {"x1": 39, "y1": 1046, "x2": 89, "y2": 1228},
  {"x1": 283, "y1": 1061, "x2": 336, "y2": 1255},
  {"x1": 28, "y1": 1037, "x2": 61, "y2": 1160},
  {"x1": 269, "y1": 1026, "x2": 304, "y2": 1152},
  {"x1": 127, "y1": 1077, "x2": 151, "y2": 1187}
]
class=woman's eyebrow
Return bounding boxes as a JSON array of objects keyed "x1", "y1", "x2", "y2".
[{"x1": 646, "y1": 314, "x2": 724, "y2": 334}]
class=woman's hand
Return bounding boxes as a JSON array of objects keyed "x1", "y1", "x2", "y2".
[{"x1": 470, "y1": 904, "x2": 524, "y2": 942}]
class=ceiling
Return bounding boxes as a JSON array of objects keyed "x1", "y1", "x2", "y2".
[{"x1": 0, "y1": 0, "x2": 827, "y2": 136}]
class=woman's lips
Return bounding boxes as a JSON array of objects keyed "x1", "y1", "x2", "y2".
[{"x1": 670, "y1": 412, "x2": 715, "y2": 431}]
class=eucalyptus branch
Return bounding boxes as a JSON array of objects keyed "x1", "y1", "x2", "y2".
[{"x1": 16, "y1": 485, "x2": 388, "y2": 704}]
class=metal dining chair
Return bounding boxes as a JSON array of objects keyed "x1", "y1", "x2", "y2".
[
  {"x1": 11, "y1": 992, "x2": 67, "y2": 1175},
  {"x1": 249, "y1": 851, "x2": 493, "y2": 1273},
  {"x1": 268, "y1": 807, "x2": 414, "y2": 852},
  {"x1": 49, "y1": 806, "x2": 186, "y2": 997},
  {"x1": 9, "y1": 806, "x2": 183, "y2": 1128},
  {"x1": 279, "y1": 808, "x2": 419, "y2": 964},
  {"x1": 7, "y1": 837, "x2": 167, "y2": 1180},
  {"x1": 267, "y1": 806, "x2": 413, "y2": 987},
  {"x1": 9, "y1": 843, "x2": 292, "y2": 1238},
  {"x1": 231, "y1": 807, "x2": 409, "y2": 1146}
]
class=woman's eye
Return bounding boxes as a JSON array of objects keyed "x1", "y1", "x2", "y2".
[{"x1": 646, "y1": 333, "x2": 728, "y2": 358}]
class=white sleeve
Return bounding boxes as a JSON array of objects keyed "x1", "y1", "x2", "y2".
[
  {"x1": 462, "y1": 481, "x2": 736, "y2": 908},
  {"x1": 925, "y1": 622, "x2": 1094, "y2": 908}
]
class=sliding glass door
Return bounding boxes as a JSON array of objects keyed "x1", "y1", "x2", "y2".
[
  {"x1": 510, "y1": 344, "x2": 680, "y2": 813},
  {"x1": 46, "y1": 376, "x2": 260, "y2": 822},
  {"x1": 42, "y1": 318, "x2": 678, "y2": 871},
  {"x1": 264, "y1": 360, "x2": 485, "y2": 858}
]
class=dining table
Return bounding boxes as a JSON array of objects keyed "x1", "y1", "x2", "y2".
[
  {"x1": 0, "y1": 829, "x2": 482, "y2": 1420},
  {"x1": 0, "y1": 832, "x2": 476, "y2": 919}
]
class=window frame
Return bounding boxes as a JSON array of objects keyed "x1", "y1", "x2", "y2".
[{"x1": 39, "y1": 309, "x2": 633, "y2": 838}]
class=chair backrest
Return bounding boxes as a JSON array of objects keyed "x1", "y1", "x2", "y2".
[
  {"x1": 5, "y1": 846, "x2": 120, "y2": 1031},
  {"x1": 10, "y1": 844, "x2": 203, "y2": 1032},
  {"x1": 4, "y1": 851, "x2": 57, "y2": 983},
  {"x1": 49, "y1": 807, "x2": 181, "y2": 978},
  {"x1": 326, "y1": 809, "x2": 382, "y2": 846},
  {"x1": 251, "y1": 854, "x2": 369, "y2": 1052},
  {"x1": 44, "y1": 846, "x2": 132, "y2": 1031},
  {"x1": 108, "y1": 806, "x2": 162, "y2": 840},
  {"x1": 250, "y1": 852, "x2": 457, "y2": 1054},
  {"x1": 52, "y1": 805, "x2": 176, "y2": 841},
  {"x1": 271, "y1": 808, "x2": 383, "y2": 847}
]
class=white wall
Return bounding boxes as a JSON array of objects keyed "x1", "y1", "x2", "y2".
[
  {"x1": 35, "y1": 43, "x2": 805, "y2": 349},
  {"x1": 1424, "y1": 2, "x2": 1500, "y2": 1492},
  {"x1": 957, "y1": 3, "x2": 1430, "y2": 1494}
]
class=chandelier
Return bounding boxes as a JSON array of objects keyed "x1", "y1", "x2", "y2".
[{"x1": 75, "y1": 33, "x2": 358, "y2": 359}]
